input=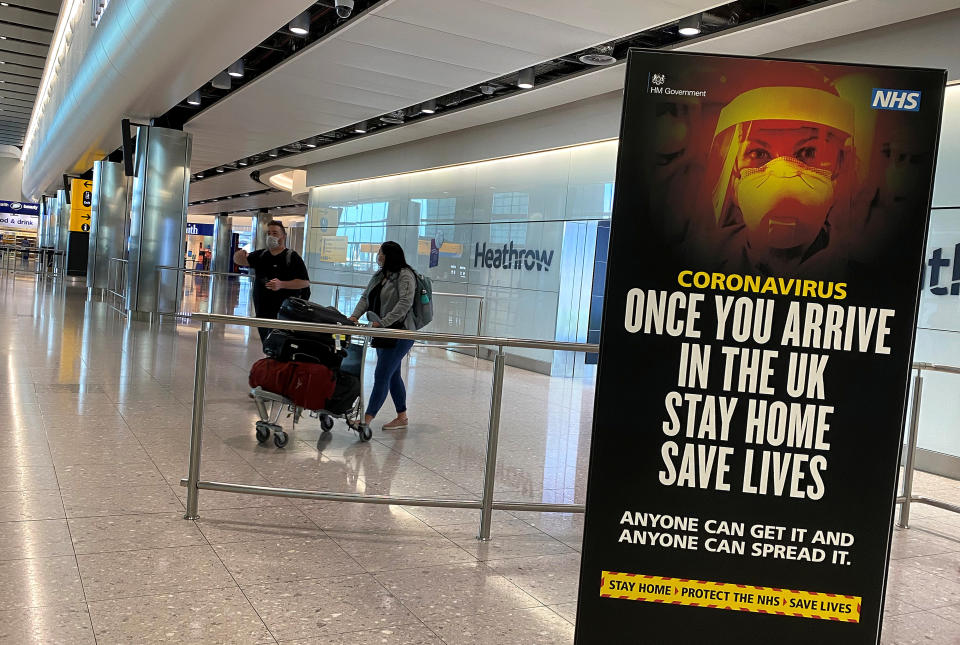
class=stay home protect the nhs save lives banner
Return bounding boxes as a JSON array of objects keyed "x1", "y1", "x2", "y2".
[{"x1": 575, "y1": 50, "x2": 946, "y2": 644}]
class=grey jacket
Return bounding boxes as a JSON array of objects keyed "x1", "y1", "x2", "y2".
[{"x1": 352, "y1": 268, "x2": 417, "y2": 330}]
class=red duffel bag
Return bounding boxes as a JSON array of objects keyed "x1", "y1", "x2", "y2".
[{"x1": 249, "y1": 358, "x2": 337, "y2": 411}]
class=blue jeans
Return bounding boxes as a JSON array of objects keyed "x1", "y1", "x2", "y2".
[{"x1": 365, "y1": 339, "x2": 415, "y2": 419}]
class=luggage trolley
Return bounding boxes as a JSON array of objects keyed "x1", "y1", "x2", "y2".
[{"x1": 251, "y1": 337, "x2": 372, "y2": 447}]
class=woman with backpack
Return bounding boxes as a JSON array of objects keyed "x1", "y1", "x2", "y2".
[{"x1": 349, "y1": 241, "x2": 417, "y2": 431}]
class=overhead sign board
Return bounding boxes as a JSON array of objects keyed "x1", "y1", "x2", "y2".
[
  {"x1": 69, "y1": 178, "x2": 93, "y2": 233},
  {"x1": 186, "y1": 223, "x2": 215, "y2": 236},
  {"x1": 575, "y1": 50, "x2": 946, "y2": 644},
  {"x1": 318, "y1": 235, "x2": 348, "y2": 263},
  {"x1": 0, "y1": 201, "x2": 40, "y2": 215}
]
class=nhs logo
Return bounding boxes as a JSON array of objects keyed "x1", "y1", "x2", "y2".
[{"x1": 871, "y1": 88, "x2": 921, "y2": 112}]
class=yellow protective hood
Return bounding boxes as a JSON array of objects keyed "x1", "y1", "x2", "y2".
[{"x1": 714, "y1": 86, "x2": 854, "y2": 137}]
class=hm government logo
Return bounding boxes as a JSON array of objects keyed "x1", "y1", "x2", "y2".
[{"x1": 651, "y1": 73, "x2": 666, "y2": 86}]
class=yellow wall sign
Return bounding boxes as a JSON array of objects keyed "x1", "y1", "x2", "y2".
[
  {"x1": 69, "y1": 178, "x2": 93, "y2": 233},
  {"x1": 600, "y1": 571, "x2": 861, "y2": 623},
  {"x1": 318, "y1": 235, "x2": 348, "y2": 263}
]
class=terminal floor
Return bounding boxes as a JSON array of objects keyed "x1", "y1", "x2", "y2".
[{"x1": 0, "y1": 275, "x2": 957, "y2": 644}]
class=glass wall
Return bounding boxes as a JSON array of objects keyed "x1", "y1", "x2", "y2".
[
  {"x1": 911, "y1": 85, "x2": 960, "y2": 476},
  {"x1": 304, "y1": 140, "x2": 618, "y2": 373}
]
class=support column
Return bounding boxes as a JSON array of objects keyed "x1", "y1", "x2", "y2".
[
  {"x1": 55, "y1": 189, "x2": 68, "y2": 254},
  {"x1": 209, "y1": 213, "x2": 233, "y2": 316},
  {"x1": 87, "y1": 161, "x2": 128, "y2": 292},
  {"x1": 253, "y1": 209, "x2": 272, "y2": 250},
  {"x1": 212, "y1": 213, "x2": 233, "y2": 273},
  {"x1": 126, "y1": 126, "x2": 192, "y2": 319}
]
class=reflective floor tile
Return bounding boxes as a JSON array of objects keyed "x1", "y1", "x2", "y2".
[
  {"x1": 195, "y1": 506, "x2": 322, "y2": 545},
  {"x1": 0, "y1": 555, "x2": 85, "y2": 609},
  {"x1": 931, "y1": 603, "x2": 960, "y2": 628},
  {"x1": 77, "y1": 545, "x2": 237, "y2": 601},
  {"x1": 60, "y1": 484, "x2": 184, "y2": 518},
  {"x1": 245, "y1": 574, "x2": 420, "y2": 641},
  {"x1": 374, "y1": 562, "x2": 541, "y2": 621},
  {"x1": 548, "y1": 602, "x2": 577, "y2": 625},
  {"x1": 325, "y1": 530, "x2": 476, "y2": 573},
  {"x1": 884, "y1": 562, "x2": 960, "y2": 610},
  {"x1": 214, "y1": 535, "x2": 364, "y2": 585},
  {"x1": 88, "y1": 587, "x2": 273, "y2": 645},
  {"x1": 881, "y1": 610, "x2": 960, "y2": 644},
  {"x1": 67, "y1": 513, "x2": 207, "y2": 554},
  {"x1": 49, "y1": 441, "x2": 154, "y2": 467},
  {"x1": 432, "y1": 516, "x2": 544, "y2": 543},
  {"x1": 54, "y1": 462, "x2": 166, "y2": 489},
  {"x1": 455, "y1": 533, "x2": 575, "y2": 562},
  {"x1": 0, "y1": 465, "x2": 60, "y2": 492},
  {"x1": 484, "y1": 553, "x2": 582, "y2": 606},
  {"x1": 0, "y1": 519, "x2": 75, "y2": 560},
  {"x1": 0, "y1": 489, "x2": 65, "y2": 522},
  {"x1": 0, "y1": 603, "x2": 96, "y2": 645},
  {"x1": 428, "y1": 606, "x2": 574, "y2": 644},
  {"x1": 299, "y1": 502, "x2": 432, "y2": 535},
  {"x1": 279, "y1": 623, "x2": 442, "y2": 644}
]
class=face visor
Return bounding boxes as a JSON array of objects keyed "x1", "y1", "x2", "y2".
[{"x1": 711, "y1": 87, "x2": 854, "y2": 253}]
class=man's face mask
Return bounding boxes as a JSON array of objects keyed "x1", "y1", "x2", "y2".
[
  {"x1": 265, "y1": 235, "x2": 281, "y2": 250},
  {"x1": 733, "y1": 124, "x2": 843, "y2": 251}
]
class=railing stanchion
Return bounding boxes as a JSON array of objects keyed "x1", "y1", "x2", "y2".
[
  {"x1": 184, "y1": 320, "x2": 211, "y2": 520},
  {"x1": 476, "y1": 298, "x2": 484, "y2": 359},
  {"x1": 479, "y1": 345, "x2": 506, "y2": 541},
  {"x1": 898, "y1": 369, "x2": 924, "y2": 529}
]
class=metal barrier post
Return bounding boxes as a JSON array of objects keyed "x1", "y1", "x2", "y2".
[
  {"x1": 154, "y1": 268, "x2": 163, "y2": 320},
  {"x1": 475, "y1": 299, "x2": 484, "y2": 359},
  {"x1": 898, "y1": 369, "x2": 924, "y2": 529},
  {"x1": 479, "y1": 345, "x2": 506, "y2": 541},
  {"x1": 184, "y1": 321, "x2": 211, "y2": 519}
]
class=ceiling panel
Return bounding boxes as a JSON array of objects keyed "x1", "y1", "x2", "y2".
[
  {"x1": 185, "y1": 0, "x2": 724, "y2": 172},
  {"x1": 188, "y1": 190, "x2": 300, "y2": 215},
  {"x1": 677, "y1": 0, "x2": 960, "y2": 55},
  {"x1": 0, "y1": 0, "x2": 56, "y2": 146}
]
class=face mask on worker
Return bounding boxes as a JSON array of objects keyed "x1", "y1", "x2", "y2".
[
  {"x1": 732, "y1": 125, "x2": 843, "y2": 251},
  {"x1": 266, "y1": 235, "x2": 281, "y2": 250},
  {"x1": 735, "y1": 156, "x2": 835, "y2": 250}
]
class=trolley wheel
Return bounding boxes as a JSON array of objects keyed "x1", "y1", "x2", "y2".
[
  {"x1": 320, "y1": 415, "x2": 335, "y2": 432},
  {"x1": 255, "y1": 422, "x2": 270, "y2": 444},
  {"x1": 359, "y1": 425, "x2": 372, "y2": 442},
  {"x1": 273, "y1": 430, "x2": 289, "y2": 448}
]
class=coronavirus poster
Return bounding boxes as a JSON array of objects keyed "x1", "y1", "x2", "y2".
[{"x1": 575, "y1": 51, "x2": 945, "y2": 644}]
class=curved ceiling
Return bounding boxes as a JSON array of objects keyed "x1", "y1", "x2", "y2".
[{"x1": 20, "y1": 0, "x2": 313, "y2": 200}]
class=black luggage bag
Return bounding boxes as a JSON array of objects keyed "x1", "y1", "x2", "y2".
[
  {"x1": 324, "y1": 372, "x2": 361, "y2": 415},
  {"x1": 278, "y1": 298, "x2": 353, "y2": 344},
  {"x1": 263, "y1": 329, "x2": 345, "y2": 369}
]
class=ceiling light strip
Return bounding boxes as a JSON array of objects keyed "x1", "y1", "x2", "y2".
[{"x1": 21, "y1": 0, "x2": 83, "y2": 162}]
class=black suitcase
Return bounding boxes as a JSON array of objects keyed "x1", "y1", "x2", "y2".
[
  {"x1": 278, "y1": 298, "x2": 353, "y2": 344},
  {"x1": 325, "y1": 372, "x2": 361, "y2": 415},
  {"x1": 263, "y1": 329, "x2": 345, "y2": 369}
]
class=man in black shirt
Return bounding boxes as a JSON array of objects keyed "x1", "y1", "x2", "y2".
[{"x1": 234, "y1": 220, "x2": 311, "y2": 343}]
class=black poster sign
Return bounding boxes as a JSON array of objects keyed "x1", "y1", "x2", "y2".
[{"x1": 576, "y1": 50, "x2": 946, "y2": 644}]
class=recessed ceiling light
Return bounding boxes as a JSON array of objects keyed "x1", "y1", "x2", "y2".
[
  {"x1": 420, "y1": 99, "x2": 436, "y2": 114},
  {"x1": 227, "y1": 59, "x2": 244, "y2": 78},
  {"x1": 186, "y1": 91, "x2": 201, "y2": 106},
  {"x1": 517, "y1": 67, "x2": 535, "y2": 89},
  {"x1": 678, "y1": 15, "x2": 702, "y2": 36},
  {"x1": 304, "y1": 137, "x2": 317, "y2": 148},
  {"x1": 289, "y1": 10, "x2": 309, "y2": 35},
  {"x1": 268, "y1": 149, "x2": 278, "y2": 157},
  {"x1": 238, "y1": 159, "x2": 248, "y2": 166},
  {"x1": 216, "y1": 167, "x2": 224, "y2": 173},
  {"x1": 353, "y1": 121, "x2": 368, "y2": 133}
]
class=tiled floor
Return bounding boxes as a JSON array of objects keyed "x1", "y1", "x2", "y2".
[{"x1": 0, "y1": 272, "x2": 958, "y2": 644}]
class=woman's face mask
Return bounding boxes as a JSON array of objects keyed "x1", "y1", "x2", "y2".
[
  {"x1": 733, "y1": 124, "x2": 842, "y2": 251},
  {"x1": 376, "y1": 252, "x2": 384, "y2": 268},
  {"x1": 265, "y1": 235, "x2": 281, "y2": 250}
]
